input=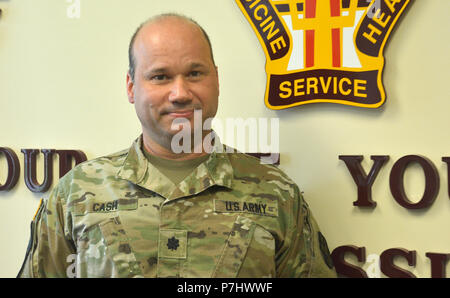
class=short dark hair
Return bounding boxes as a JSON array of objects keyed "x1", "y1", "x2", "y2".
[{"x1": 128, "y1": 13, "x2": 215, "y2": 82}]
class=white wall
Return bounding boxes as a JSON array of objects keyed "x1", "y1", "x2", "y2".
[{"x1": 0, "y1": 0, "x2": 449, "y2": 277}]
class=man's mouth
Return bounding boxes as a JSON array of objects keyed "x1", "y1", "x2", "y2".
[{"x1": 166, "y1": 109, "x2": 195, "y2": 118}]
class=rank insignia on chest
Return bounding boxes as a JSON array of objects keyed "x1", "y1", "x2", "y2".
[
  {"x1": 167, "y1": 236, "x2": 180, "y2": 251},
  {"x1": 159, "y1": 229, "x2": 188, "y2": 259}
]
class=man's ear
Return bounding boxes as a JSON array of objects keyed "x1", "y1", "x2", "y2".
[
  {"x1": 126, "y1": 71, "x2": 135, "y2": 104},
  {"x1": 215, "y1": 66, "x2": 219, "y2": 94}
]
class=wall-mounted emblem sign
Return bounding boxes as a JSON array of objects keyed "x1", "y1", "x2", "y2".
[{"x1": 236, "y1": 0, "x2": 411, "y2": 109}]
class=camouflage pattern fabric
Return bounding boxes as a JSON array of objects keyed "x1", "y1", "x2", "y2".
[{"x1": 18, "y1": 135, "x2": 337, "y2": 278}]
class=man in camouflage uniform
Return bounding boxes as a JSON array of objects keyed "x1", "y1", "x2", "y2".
[{"x1": 18, "y1": 14, "x2": 337, "y2": 278}]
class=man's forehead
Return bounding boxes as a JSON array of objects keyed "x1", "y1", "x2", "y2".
[
  {"x1": 132, "y1": 16, "x2": 214, "y2": 66},
  {"x1": 136, "y1": 16, "x2": 206, "y2": 46}
]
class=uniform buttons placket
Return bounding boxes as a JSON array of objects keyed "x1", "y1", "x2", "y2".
[
  {"x1": 159, "y1": 198, "x2": 173, "y2": 228},
  {"x1": 160, "y1": 200, "x2": 166, "y2": 227}
]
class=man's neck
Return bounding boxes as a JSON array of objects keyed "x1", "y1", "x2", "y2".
[{"x1": 142, "y1": 132, "x2": 211, "y2": 161}]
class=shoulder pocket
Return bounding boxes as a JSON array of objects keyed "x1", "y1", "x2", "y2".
[
  {"x1": 17, "y1": 199, "x2": 45, "y2": 277},
  {"x1": 211, "y1": 215, "x2": 256, "y2": 277}
]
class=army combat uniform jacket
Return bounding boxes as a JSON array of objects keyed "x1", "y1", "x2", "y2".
[{"x1": 18, "y1": 136, "x2": 336, "y2": 278}]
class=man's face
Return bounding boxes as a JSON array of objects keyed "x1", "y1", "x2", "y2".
[{"x1": 127, "y1": 17, "x2": 219, "y2": 148}]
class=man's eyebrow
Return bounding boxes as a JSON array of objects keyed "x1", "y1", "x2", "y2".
[
  {"x1": 145, "y1": 67, "x2": 168, "y2": 74},
  {"x1": 143, "y1": 63, "x2": 208, "y2": 76},
  {"x1": 142, "y1": 67, "x2": 169, "y2": 79},
  {"x1": 190, "y1": 62, "x2": 206, "y2": 68}
]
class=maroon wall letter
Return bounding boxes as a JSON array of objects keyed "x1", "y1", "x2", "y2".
[
  {"x1": 339, "y1": 155, "x2": 389, "y2": 207},
  {"x1": 380, "y1": 248, "x2": 417, "y2": 278},
  {"x1": 0, "y1": 147, "x2": 20, "y2": 191},
  {"x1": 21, "y1": 149, "x2": 55, "y2": 193},
  {"x1": 331, "y1": 245, "x2": 368, "y2": 278},
  {"x1": 56, "y1": 150, "x2": 87, "y2": 178},
  {"x1": 389, "y1": 155, "x2": 439, "y2": 209},
  {"x1": 426, "y1": 252, "x2": 450, "y2": 278}
]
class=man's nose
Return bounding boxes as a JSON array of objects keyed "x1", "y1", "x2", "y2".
[{"x1": 168, "y1": 77, "x2": 192, "y2": 103}]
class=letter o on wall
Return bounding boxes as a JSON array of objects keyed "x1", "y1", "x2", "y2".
[
  {"x1": 389, "y1": 155, "x2": 439, "y2": 209},
  {"x1": 0, "y1": 147, "x2": 20, "y2": 191}
]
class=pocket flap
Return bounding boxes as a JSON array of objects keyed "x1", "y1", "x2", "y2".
[
  {"x1": 97, "y1": 217, "x2": 143, "y2": 277},
  {"x1": 211, "y1": 216, "x2": 256, "y2": 277}
]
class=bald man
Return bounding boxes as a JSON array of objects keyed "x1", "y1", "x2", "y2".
[{"x1": 18, "y1": 14, "x2": 336, "y2": 278}]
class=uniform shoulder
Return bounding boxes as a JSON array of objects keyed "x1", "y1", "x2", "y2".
[
  {"x1": 59, "y1": 148, "x2": 129, "y2": 183},
  {"x1": 47, "y1": 146, "x2": 133, "y2": 208},
  {"x1": 227, "y1": 152, "x2": 297, "y2": 188}
]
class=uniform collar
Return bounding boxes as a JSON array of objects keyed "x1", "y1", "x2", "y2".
[{"x1": 116, "y1": 134, "x2": 234, "y2": 200}]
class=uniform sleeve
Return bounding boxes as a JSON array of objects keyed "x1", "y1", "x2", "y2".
[
  {"x1": 17, "y1": 185, "x2": 76, "y2": 278},
  {"x1": 276, "y1": 185, "x2": 337, "y2": 278}
]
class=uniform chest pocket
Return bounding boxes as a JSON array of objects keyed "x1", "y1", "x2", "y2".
[
  {"x1": 211, "y1": 215, "x2": 276, "y2": 278},
  {"x1": 76, "y1": 216, "x2": 143, "y2": 278},
  {"x1": 211, "y1": 216, "x2": 255, "y2": 277}
]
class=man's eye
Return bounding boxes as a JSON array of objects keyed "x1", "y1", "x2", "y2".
[
  {"x1": 151, "y1": 74, "x2": 168, "y2": 81},
  {"x1": 189, "y1": 71, "x2": 201, "y2": 77}
]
